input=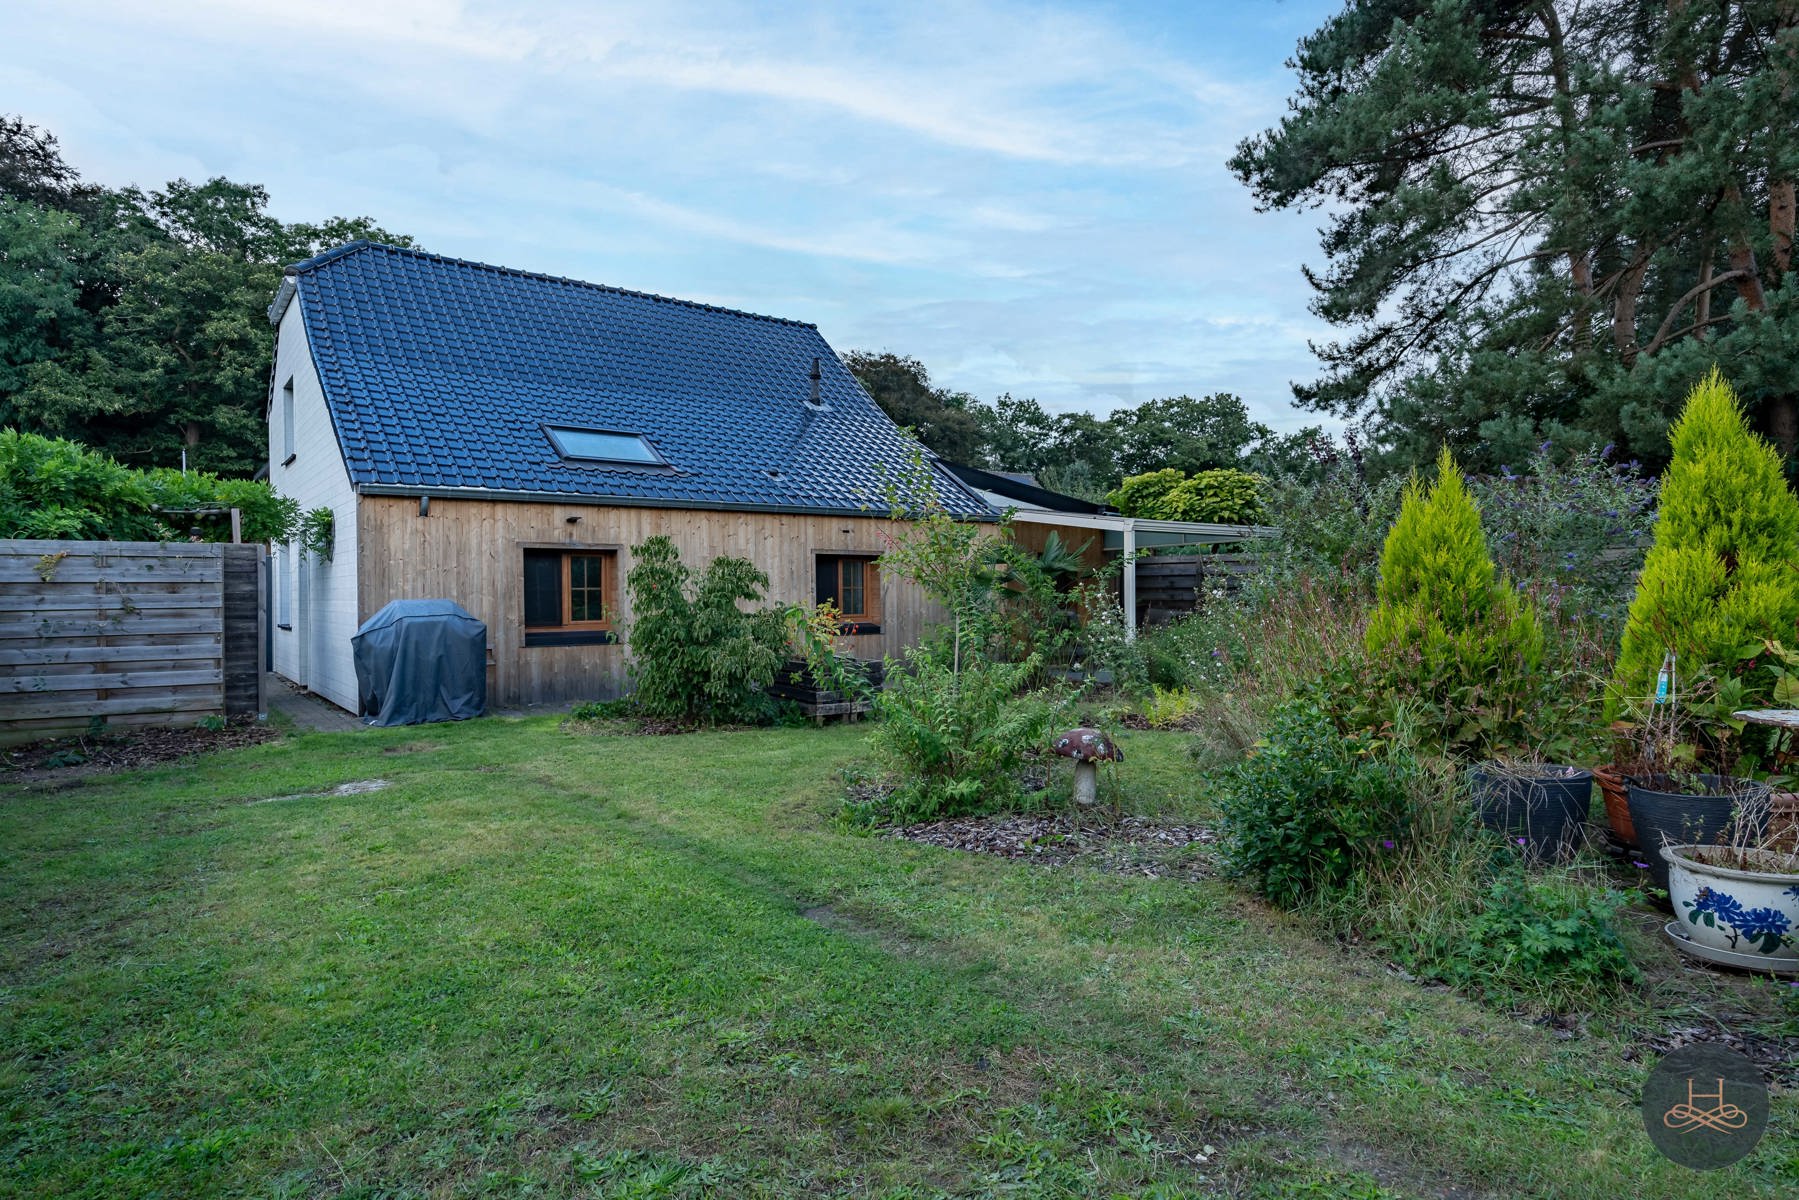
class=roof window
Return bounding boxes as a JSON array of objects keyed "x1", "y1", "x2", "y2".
[{"x1": 545, "y1": 426, "x2": 665, "y2": 466}]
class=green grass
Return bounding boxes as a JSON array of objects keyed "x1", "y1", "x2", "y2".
[{"x1": 1, "y1": 721, "x2": 1793, "y2": 1198}]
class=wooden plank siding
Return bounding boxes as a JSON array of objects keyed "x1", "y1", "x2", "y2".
[
  {"x1": 0, "y1": 540, "x2": 261, "y2": 744},
  {"x1": 356, "y1": 495, "x2": 963, "y2": 707}
]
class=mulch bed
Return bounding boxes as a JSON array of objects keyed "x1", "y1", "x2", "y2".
[
  {"x1": 0, "y1": 718, "x2": 279, "y2": 786},
  {"x1": 889, "y1": 812, "x2": 1217, "y2": 881}
]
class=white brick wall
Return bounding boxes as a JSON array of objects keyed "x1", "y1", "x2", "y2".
[{"x1": 267, "y1": 299, "x2": 361, "y2": 713}]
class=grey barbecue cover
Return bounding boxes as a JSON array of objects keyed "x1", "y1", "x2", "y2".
[{"x1": 351, "y1": 599, "x2": 487, "y2": 726}]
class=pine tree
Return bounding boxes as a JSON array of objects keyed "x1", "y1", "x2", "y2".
[
  {"x1": 1610, "y1": 371, "x2": 1799, "y2": 717},
  {"x1": 1364, "y1": 447, "x2": 1543, "y2": 752}
]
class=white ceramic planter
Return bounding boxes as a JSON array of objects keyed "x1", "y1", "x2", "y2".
[{"x1": 1663, "y1": 844, "x2": 1799, "y2": 969}]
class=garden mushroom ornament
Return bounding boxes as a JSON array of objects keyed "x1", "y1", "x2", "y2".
[{"x1": 1053, "y1": 727, "x2": 1123, "y2": 806}]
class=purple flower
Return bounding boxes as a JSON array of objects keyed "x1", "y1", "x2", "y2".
[
  {"x1": 1632, "y1": 861, "x2": 1650, "y2": 870},
  {"x1": 1539, "y1": 440, "x2": 1552, "y2": 453},
  {"x1": 1515, "y1": 837, "x2": 1528, "y2": 845},
  {"x1": 1601, "y1": 442, "x2": 1616, "y2": 459},
  {"x1": 1382, "y1": 839, "x2": 1395, "y2": 849}
]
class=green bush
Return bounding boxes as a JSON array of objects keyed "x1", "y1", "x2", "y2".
[
  {"x1": 1216, "y1": 699, "x2": 1420, "y2": 908},
  {"x1": 623, "y1": 536, "x2": 789, "y2": 725},
  {"x1": 1363, "y1": 447, "x2": 1543, "y2": 756},
  {"x1": 1401, "y1": 874, "x2": 1639, "y2": 1004},
  {"x1": 1609, "y1": 371, "x2": 1799, "y2": 740},
  {"x1": 864, "y1": 646, "x2": 1069, "y2": 823},
  {"x1": 1106, "y1": 467, "x2": 1265, "y2": 524},
  {"x1": 0, "y1": 429, "x2": 297, "y2": 543}
]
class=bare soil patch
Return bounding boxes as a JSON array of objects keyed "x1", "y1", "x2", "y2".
[{"x1": 1, "y1": 718, "x2": 279, "y2": 787}]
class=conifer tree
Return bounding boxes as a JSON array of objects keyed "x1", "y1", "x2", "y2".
[
  {"x1": 1364, "y1": 447, "x2": 1543, "y2": 752},
  {"x1": 1610, "y1": 371, "x2": 1799, "y2": 717}
]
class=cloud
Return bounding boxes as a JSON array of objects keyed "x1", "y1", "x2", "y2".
[{"x1": 9, "y1": 0, "x2": 1341, "y2": 431}]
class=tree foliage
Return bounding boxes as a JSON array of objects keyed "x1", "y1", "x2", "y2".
[
  {"x1": 0, "y1": 116, "x2": 414, "y2": 475},
  {"x1": 0, "y1": 429, "x2": 298, "y2": 542},
  {"x1": 1611, "y1": 370, "x2": 1799, "y2": 716},
  {"x1": 1233, "y1": 1, "x2": 1799, "y2": 473},
  {"x1": 843, "y1": 351, "x2": 988, "y2": 464},
  {"x1": 1105, "y1": 467, "x2": 1266, "y2": 524}
]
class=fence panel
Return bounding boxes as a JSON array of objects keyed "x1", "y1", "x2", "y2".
[{"x1": 0, "y1": 540, "x2": 263, "y2": 745}]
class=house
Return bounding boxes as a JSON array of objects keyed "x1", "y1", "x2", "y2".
[{"x1": 265, "y1": 241, "x2": 1031, "y2": 712}]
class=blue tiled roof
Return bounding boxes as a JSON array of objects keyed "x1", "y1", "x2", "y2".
[{"x1": 274, "y1": 242, "x2": 992, "y2": 518}]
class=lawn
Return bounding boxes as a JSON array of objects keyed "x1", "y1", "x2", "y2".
[{"x1": 1, "y1": 719, "x2": 1793, "y2": 1199}]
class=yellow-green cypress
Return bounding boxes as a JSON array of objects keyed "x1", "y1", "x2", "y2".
[
  {"x1": 1609, "y1": 371, "x2": 1799, "y2": 718},
  {"x1": 1364, "y1": 447, "x2": 1543, "y2": 751}
]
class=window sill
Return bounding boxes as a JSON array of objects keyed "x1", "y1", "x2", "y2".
[
  {"x1": 282, "y1": 454, "x2": 297, "y2": 467},
  {"x1": 524, "y1": 629, "x2": 619, "y2": 648}
]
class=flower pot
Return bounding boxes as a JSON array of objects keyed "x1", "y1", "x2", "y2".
[
  {"x1": 1470, "y1": 764, "x2": 1593, "y2": 862},
  {"x1": 1591, "y1": 765, "x2": 1637, "y2": 849},
  {"x1": 1663, "y1": 844, "x2": 1799, "y2": 974},
  {"x1": 1625, "y1": 775, "x2": 1771, "y2": 897}
]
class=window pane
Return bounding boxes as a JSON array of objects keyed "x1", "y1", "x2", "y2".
[
  {"x1": 523, "y1": 551, "x2": 563, "y2": 626},
  {"x1": 840, "y1": 559, "x2": 865, "y2": 616},
  {"x1": 570, "y1": 554, "x2": 605, "y2": 622},
  {"x1": 546, "y1": 427, "x2": 662, "y2": 464}
]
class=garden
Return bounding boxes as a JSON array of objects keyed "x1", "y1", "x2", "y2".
[{"x1": 4, "y1": 374, "x2": 1799, "y2": 1197}]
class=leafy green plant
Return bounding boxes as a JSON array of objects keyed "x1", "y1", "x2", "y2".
[
  {"x1": 863, "y1": 646, "x2": 1069, "y2": 824},
  {"x1": 1143, "y1": 685, "x2": 1201, "y2": 730},
  {"x1": 1363, "y1": 447, "x2": 1543, "y2": 756},
  {"x1": 1106, "y1": 467, "x2": 1265, "y2": 524},
  {"x1": 196, "y1": 714, "x2": 228, "y2": 732},
  {"x1": 0, "y1": 429, "x2": 298, "y2": 543},
  {"x1": 1608, "y1": 371, "x2": 1799, "y2": 772},
  {"x1": 1408, "y1": 874, "x2": 1639, "y2": 1004},
  {"x1": 623, "y1": 536, "x2": 789, "y2": 725},
  {"x1": 299, "y1": 507, "x2": 334, "y2": 560},
  {"x1": 1216, "y1": 699, "x2": 1420, "y2": 908}
]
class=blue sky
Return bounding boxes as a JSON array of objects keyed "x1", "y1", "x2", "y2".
[{"x1": 9, "y1": 0, "x2": 1342, "y2": 432}]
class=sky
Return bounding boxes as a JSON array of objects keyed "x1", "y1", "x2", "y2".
[{"x1": 7, "y1": 0, "x2": 1343, "y2": 432}]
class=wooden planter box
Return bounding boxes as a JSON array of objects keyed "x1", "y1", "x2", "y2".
[{"x1": 765, "y1": 657, "x2": 885, "y2": 723}]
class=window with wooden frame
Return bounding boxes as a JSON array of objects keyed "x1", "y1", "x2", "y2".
[
  {"x1": 814, "y1": 554, "x2": 881, "y2": 634},
  {"x1": 522, "y1": 548, "x2": 619, "y2": 646}
]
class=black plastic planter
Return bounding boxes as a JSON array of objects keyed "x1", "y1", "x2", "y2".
[
  {"x1": 1471, "y1": 765, "x2": 1594, "y2": 862},
  {"x1": 1625, "y1": 774, "x2": 1772, "y2": 897}
]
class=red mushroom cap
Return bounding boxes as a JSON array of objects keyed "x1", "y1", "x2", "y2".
[{"x1": 1052, "y1": 727, "x2": 1122, "y2": 763}]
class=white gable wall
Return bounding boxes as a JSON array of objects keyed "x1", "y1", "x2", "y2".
[{"x1": 267, "y1": 299, "x2": 360, "y2": 712}]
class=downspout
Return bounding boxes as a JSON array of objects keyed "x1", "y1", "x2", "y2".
[{"x1": 1122, "y1": 519, "x2": 1137, "y2": 640}]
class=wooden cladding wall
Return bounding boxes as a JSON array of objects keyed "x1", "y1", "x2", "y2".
[
  {"x1": 1135, "y1": 553, "x2": 1262, "y2": 620},
  {"x1": 0, "y1": 540, "x2": 263, "y2": 745},
  {"x1": 356, "y1": 496, "x2": 954, "y2": 706}
]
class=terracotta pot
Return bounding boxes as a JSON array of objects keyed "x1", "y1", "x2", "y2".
[{"x1": 1592, "y1": 765, "x2": 1637, "y2": 848}]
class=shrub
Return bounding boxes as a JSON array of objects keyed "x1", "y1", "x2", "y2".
[
  {"x1": 624, "y1": 536, "x2": 789, "y2": 724},
  {"x1": 1472, "y1": 442, "x2": 1657, "y2": 630},
  {"x1": 1143, "y1": 685, "x2": 1201, "y2": 730},
  {"x1": 1394, "y1": 873, "x2": 1639, "y2": 1006},
  {"x1": 1363, "y1": 447, "x2": 1543, "y2": 756},
  {"x1": 0, "y1": 429, "x2": 298, "y2": 542},
  {"x1": 865, "y1": 646, "x2": 1069, "y2": 823},
  {"x1": 1216, "y1": 699, "x2": 1420, "y2": 908},
  {"x1": 1609, "y1": 371, "x2": 1799, "y2": 744},
  {"x1": 1106, "y1": 467, "x2": 1265, "y2": 524}
]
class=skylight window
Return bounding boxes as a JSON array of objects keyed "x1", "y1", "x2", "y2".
[{"x1": 545, "y1": 426, "x2": 665, "y2": 466}]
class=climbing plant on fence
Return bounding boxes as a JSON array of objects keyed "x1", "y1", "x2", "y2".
[{"x1": 0, "y1": 430, "x2": 298, "y2": 543}]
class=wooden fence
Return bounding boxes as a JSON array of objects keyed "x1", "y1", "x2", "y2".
[
  {"x1": 0, "y1": 540, "x2": 263, "y2": 746},
  {"x1": 1135, "y1": 553, "x2": 1262, "y2": 622}
]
